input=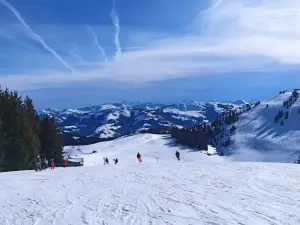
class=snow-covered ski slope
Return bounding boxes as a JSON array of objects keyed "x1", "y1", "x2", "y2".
[
  {"x1": 1, "y1": 134, "x2": 300, "y2": 225},
  {"x1": 63, "y1": 134, "x2": 217, "y2": 166},
  {"x1": 231, "y1": 92, "x2": 300, "y2": 162}
]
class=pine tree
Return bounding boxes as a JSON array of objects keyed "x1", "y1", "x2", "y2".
[
  {"x1": 0, "y1": 116, "x2": 5, "y2": 171},
  {"x1": 23, "y1": 96, "x2": 41, "y2": 165},
  {"x1": 40, "y1": 116, "x2": 63, "y2": 166},
  {"x1": 0, "y1": 90, "x2": 40, "y2": 171},
  {"x1": 0, "y1": 86, "x2": 62, "y2": 171},
  {"x1": 278, "y1": 110, "x2": 284, "y2": 118},
  {"x1": 274, "y1": 115, "x2": 279, "y2": 123},
  {"x1": 230, "y1": 125, "x2": 237, "y2": 133},
  {"x1": 285, "y1": 111, "x2": 289, "y2": 120},
  {"x1": 24, "y1": 96, "x2": 40, "y2": 133}
]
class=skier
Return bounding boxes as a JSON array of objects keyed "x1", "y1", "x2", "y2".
[
  {"x1": 41, "y1": 158, "x2": 46, "y2": 170},
  {"x1": 63, "y1": 159, "x2": 68, "y2": 168},
  {"x1": 114, "y1": 158, "x2": 118, "y2": 164},
  {"x1": 105, "y1": 157, "x2": 109, "y2": 164},
  {"x1": 45, "y1": 158, "x2": 49, "y2": 169},
  {"x1": 137, "y1": 152, "x2": 142, "y2": 163},
  {"x1": 35, "y1": 155, "x2": 41, "y2": 171},
  {"x1": 103, "y1": 157, "x2": 106, "y2": 165},
  {"x1": 42, "y1": 157, "x2": 47, "y2": 170},
  {"x1": 50, "y1": 160, "x2": 55, "y2": 169},
  {"x1": 175, "y1": 151, "x2": 180, "y2": 161}
]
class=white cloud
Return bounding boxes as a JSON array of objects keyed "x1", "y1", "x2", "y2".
[{"x1": 1, "y1": 0, "x2": 300, "y2": 90}]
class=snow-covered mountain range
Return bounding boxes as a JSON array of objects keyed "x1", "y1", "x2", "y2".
[{"x1": 39, "y1": 101, "x2": 249, "y2": 139}]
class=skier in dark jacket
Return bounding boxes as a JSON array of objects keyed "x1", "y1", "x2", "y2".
[
  {"x1": 137, "y1": 152, "x2": 142, "y2": 162},
  {"x1": 105, "y1": 157, "x2": 109, "y2": 164},
  {"x1": 175, "y1": 151, "x2": 180, "y2": 161},
  {"x1": 114, "y1": 158, "x2": 118, "y2": 164}
]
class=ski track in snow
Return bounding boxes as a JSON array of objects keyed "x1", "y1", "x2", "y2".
[{"x1": 1, "y1": 134, "x2": 300, "y2": 225}]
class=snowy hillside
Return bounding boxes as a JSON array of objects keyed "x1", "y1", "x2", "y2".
[
  {"x1": 1, "y1": 134, "x2": 300, "y2": 225},
  {"x1": 230, "y1": 92, "x2": 300, "y2": 162},
  {"x1": 63, "y1": 134, "x2": 217, "y2": 166},
  {"x1": 40, "y1": 101, "x2": 248, "y2": 139}
]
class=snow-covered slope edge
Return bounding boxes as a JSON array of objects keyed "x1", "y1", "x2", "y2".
[
  {"x1": 63, "y1": 134, "x2": 217, "y2": 166},
  {"x1": 229, "y1": 91, "x2": 300, "y2": 162}
]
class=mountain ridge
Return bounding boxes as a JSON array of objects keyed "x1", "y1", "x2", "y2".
[{"x1": 39, "y1": 100, "x2": 250, "y2": 140}]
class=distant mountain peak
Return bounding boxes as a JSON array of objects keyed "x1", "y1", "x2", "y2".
[{"x1": 230, "y1": 100, "x2": 249, "y2": 105}]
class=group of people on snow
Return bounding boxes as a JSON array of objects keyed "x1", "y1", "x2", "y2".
[
  {"x1": 35, "y1": 155, "x2": 69, "y2": 171},
  {"x1": 103, "y1": 151, "x2": 180, "y2": 166},
  {"x1": 103, "y1": 157, "x2": 119, "y2": 165},
  {"x1": 36, "y1": 150, "x2": 181, "y2": 171},
  {"x1": 102, "y1": 152, "x2": 143, "y2": 166},
  {"x1": 35, "y1": 155, "x2": 56, "y2": 171}
]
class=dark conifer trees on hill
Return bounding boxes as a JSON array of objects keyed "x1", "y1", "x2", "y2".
[
  {"x1": 169, "y1": 102, "x2": 262, "y2": 151},
  {"x1": 170, "y1": 109, "x2": 241, "y2": 151},
  {"x1": 0, "y1": 87, "x2": 63, "y2": 172},
  {"x1": 171, "y1": 126, "x2": 209, "y2": 151},
  {"x1": 39, "y1": 116, "x2": 63, "y2": 166}
]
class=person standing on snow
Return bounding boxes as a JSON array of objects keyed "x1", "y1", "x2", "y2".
[
  {"x1": 42, "y1": 157, "x2": 48, "y2": 169},
  {"x1": 63, "y1": 159, "x2": 68, "y2": 168},
  {"x1": 114, "y1": 158, "x2": 118, "y2": 164},
  {"x1": 35, "y1": 155, "x2": 41, "y2": 171},
  {"x1": 41, "y1": 157, "x2": 45, "y2": 170},
  {"x1": 50, "y1": 160, "x2": 55, "y2": 169},
  {"x1": 45, "y1": 158, "x2": 49, "y2": 169},
  {"x1": 103, "y1": 158, "x2": 106, "y2": 165},
  {"x1": 137, "y1": 152, "x2": 142, "y2": 162},
  {"x1": 175, "y1": 151, "x2": 180, "y2": 161},
  {"x1": 105, "y1": 157, "x2": 109, "y2": 164}
]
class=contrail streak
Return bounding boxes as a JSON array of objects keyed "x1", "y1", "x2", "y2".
[
  {"x1": 87, "y1": 26, "x2": 108, "y2": 64},
  {"x1": 110, "y1": 0, "x2": 122, "y2": 60},
  {"x1": 202, "y1": 0, "x2": 223, "y2": 15},
  {"x1": 1, "y1": 0, "x2": 76, "y2": 73}
]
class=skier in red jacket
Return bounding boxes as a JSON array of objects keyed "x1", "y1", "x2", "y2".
[{"x1": 63, "y1": 159, "x2": 68, "y2": 168}]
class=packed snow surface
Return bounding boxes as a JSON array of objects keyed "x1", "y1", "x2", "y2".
[{"x1": 1, "y1": 134, "x2": 300, "y2": 225}]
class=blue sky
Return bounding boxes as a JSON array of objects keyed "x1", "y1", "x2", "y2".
[{"x1": 0, "y1": 0, "x2": 300, "y2": 109}]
